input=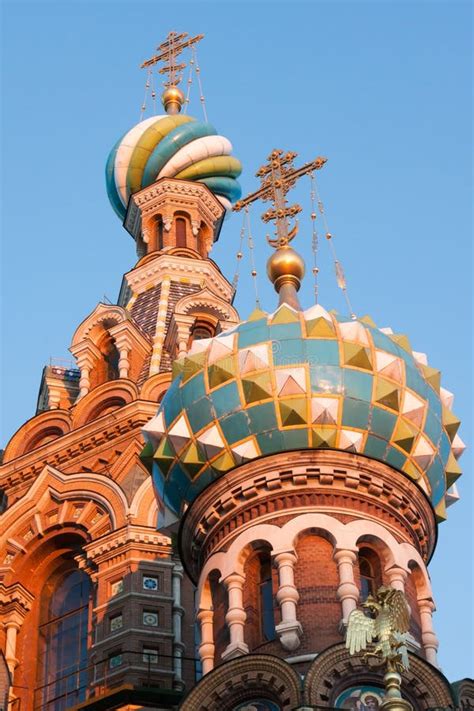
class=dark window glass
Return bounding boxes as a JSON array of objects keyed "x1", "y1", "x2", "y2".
[
  {"x1": 35, "y1": 568, "x2": 91, "y2": 711},
  {"x1": 359, "y1": 555, "x2": 375, "y2": 601},
  {"x1": 176, "y1": 217, "x2": 187, "y2": 248},
  {"x1": 259, "y1": 554, "x2": 276, "y2": 642}
]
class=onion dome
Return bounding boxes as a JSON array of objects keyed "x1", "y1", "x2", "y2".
[
  {"x1": 142, "y1": 303, "x2": 464, "y2": 525},
  {"x1": 105, "y1": 114, "x2": 242, "y2": 220}
]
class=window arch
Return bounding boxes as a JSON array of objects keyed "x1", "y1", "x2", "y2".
[
  {"x1": 358, "y1": 547, "x2": 382, "y2": 601},
  {"x1": 35, "y1": 566, "x2": 92, "y2": 710}
]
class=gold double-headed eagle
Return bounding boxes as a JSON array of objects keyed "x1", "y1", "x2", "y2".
[{"x1": 346, "y1": 585, "x2": 411, "y2": 673}]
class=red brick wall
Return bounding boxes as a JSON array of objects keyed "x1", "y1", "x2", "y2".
[{"x1": 294, "y1": 533, "x2": 343, "y2": 653}]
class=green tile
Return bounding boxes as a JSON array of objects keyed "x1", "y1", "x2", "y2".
[
  {"x1": 219, "y1": 411, "x2": 251, "y2": 445},
  {"x1": 370, "y1": 406, "x2": 397, "y2": 440},
  {"x1": 237, "y1": 321, "x2": 270, "y2": 348},
  {"x1": 257, "y1": 429, "x2": 284, "y2": 455},
  {"x1": 305, "y1": 339, "x2": 340, "y2": 367},
  {"x1": 273, "y1": 338, "x2": 305, "y2": 366},
  {"x1": 282, "y1": 428, "x2": 309, "y2": 450},
  {"x1": 186, "y1": 397, "x2": 214, "y2": 433},
  {"x1": 247, "y1": 401, "x2": 278, "y2": 433},
  {"x1": 211, "y1": 381, "x2": 241, "y2": 417},
  {"x1": 342, "y1": 398, "x2": 370, "y2": 429},
  {"x1": 270, "y1": 322, "x2": 302, "y2": 341},
  {"x1": 427, "y1": 456, "x2": 445, "y2": 506},
  {"x1": 310, "y1": 365, "x2": 343, "y2": 395},
  {"x1": 344, "y1": 369, "x2": 373, "y2": 401},
  {"x1": 364, "y1": 434, "x2": 388, "y2": 459},
  {"x1": 384, "y1": 446, "x2": 407, "y2": 471},
  {"x1": 181, "y1": 371, "x2": 205, "y2": 404},
  {"x1": 423, "y1": 409, "x2": 441, "y2": 447}
]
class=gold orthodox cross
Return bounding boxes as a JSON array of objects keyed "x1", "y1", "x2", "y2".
[
  {"x1": 140, "y1": 31, "x2": 204, "y2": 87},
  {"x1": 233, "y1": 150, "x2": 327, "y2": 248}
]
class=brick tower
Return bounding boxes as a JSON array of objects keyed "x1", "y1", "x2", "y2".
[{"x1": 0, "y1": 33, "x2": 242, "y2": 710}]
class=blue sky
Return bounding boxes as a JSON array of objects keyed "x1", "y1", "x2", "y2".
[{"x1": 1, "y1": 0, "x2": 472, "y2": 681}]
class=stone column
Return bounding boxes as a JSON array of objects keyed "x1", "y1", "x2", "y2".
[
  {"x1": 117, "y1": 346, "x2": 130, "y2": 379},
  {"x1": 4, "y1": 619, "x2": 20, "y2": 677},
  {"x1": 222, "y1": 573, "x2": 248, "y2": 660},
  {"x1": 71, "y1": 344, "x2": 100, "y2": 399},
  {"x1": 418, "y1": 598, "x2": 439, "y2": 666},
  {"x1": 386, "y1": 565, "x2": 408, "y2": 592},
  {"x1": 197, "y1": 608, "x2": 215, "y2": 675},
  {"x1": 172, "y1": 561, "x2": 185, "y2": 690},
  {"x1": 334, "y1": 548, "x2": 360, "y2": 624},
  {"x1": 274, "y1": 551, "x2": 302, "y2": 651}
]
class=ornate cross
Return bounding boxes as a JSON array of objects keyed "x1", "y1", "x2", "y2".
[
  {"x1": 233, "y1": 149, "x2": 327, "y2": 248},
  {"x1": 140, "y1": 31, "x2": 204, "y2": 88}
]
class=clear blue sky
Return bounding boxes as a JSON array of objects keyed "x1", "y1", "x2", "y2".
[{"x1": 1, "y1": 0, "x2": 472, "y2": 681}]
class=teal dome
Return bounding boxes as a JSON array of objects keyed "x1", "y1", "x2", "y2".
[
  {"x1": 105, "y1": 114, "x2": 242, "y2": 220},
  {"x1": 142, "y1": 304, "x2": 463, "y2": 524}
]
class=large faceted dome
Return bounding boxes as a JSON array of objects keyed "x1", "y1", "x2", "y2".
[{"x1": 143, "y1": 303, "x2": 463, "y2": 524}]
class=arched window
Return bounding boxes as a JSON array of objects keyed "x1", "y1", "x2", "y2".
[
  {"x1": 259, "y1": 552, "x2": 276, "y2": 642},
  {"x1": 35, "y1": 567, "x2": 92, "y2": 710},
  {"x1": 176, "y1": 217, "x2": 187, "y2": 248},
  {"x1": 358, "y1": 547, "x2": 382, "y2": 601}
]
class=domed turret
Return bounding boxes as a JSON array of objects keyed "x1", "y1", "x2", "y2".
[{"x1": 143, "y1": 303, "x2": 463, "y2": 524}]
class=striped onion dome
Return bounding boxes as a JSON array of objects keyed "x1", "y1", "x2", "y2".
[
  {"x1": 142, "y1": 304, "x2": 464, "y2": 525},
  {"x1": 105, "y1": 114, "x2": 242, "y2": 220}
]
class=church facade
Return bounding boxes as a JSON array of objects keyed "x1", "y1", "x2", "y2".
[{"x1": 0, "y1": 33, "x2": 472, "y2": 711}]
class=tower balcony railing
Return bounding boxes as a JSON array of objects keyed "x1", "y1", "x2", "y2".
[{"x1": 31, "y1": 650, "x2": 200, "y2": 711}]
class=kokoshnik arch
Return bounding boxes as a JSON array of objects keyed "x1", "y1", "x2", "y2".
[{"x1": 0, "y1": 30, "x2": 471, "y2": 711}]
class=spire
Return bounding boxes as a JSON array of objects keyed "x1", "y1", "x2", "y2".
[
  {"x1": 234, "y1": 149, "x2": 327, "y2": 309},
  {"x1": 140, "y1": 31, "x2": 204, "y2": 114}
]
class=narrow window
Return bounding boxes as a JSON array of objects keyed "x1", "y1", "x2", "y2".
[
  {"x1": 259, "y1": 553, "x2": 276, "y2": 641},
  {"x1": 176, "y1": 217, "x2": 187, "y2": 248}
]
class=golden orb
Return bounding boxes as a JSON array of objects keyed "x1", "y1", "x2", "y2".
[
  {"x1": 267, "y1": 246, "x2": 305, "y2": 291},
  {"x1": 161, "y1": 86, "x2": 185, "y2": 114}
]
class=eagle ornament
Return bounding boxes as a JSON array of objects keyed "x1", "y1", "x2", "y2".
[{"x1": 346, "y1": 586, "x2": 411, "y2": 672}]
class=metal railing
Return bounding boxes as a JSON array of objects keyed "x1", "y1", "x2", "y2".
[{"x1": 32, "y1": 650, "x2": 200, "y2": 711}]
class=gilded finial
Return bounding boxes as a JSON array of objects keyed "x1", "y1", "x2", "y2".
[
  {"x1": 234, "y1": 149, "x2": 327, "y2": 309},
  {"x1": 141, "y1": 31, "x2": 204, "y2": 115}
]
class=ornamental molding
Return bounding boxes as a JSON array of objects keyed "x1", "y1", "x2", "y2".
[
  {"x1": 174, "y1": 287, "x2": 238, "y2": 323},
  {"x1": 303, "y1": 643, "x2": 454, "y2": 708},
  {"x1": 125, "y1": 178, "x2": 224, "y2": 240},
  {"x1": 0, "y1": 582, "x2": 35, "y2": 616},
  {"x1": 84, "y1": 524, "x2": 170, "y2": 563},
  {"x1": 180, "y1": 450, "x2": 436, "y2": 582},
  {"x1": 179, "y1": 653, "x2": 301, "y2": 711},
  {"x1": 123, "y1": 252, "x2": 233, "y2": 300},
  {"x1": 0, "y1": 400, "x2": 157, "y2": 497}
]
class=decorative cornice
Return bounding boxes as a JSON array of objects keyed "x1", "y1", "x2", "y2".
[
  {"x1": 180, "y1": 450, "x2": 436, "y2": 582},
  {"x1": 179, "y1": 653, "x2": 301, "y2": 711},
  {"x1": 0, "y1": 400, "x2": 157, "y2": 496},
  {"x1": 123, "y1": 252, "x2": 234, "y2": 301},
  {"x1": 84, "y1": 524, "x2": 171, "y2": 563},
  {"x1": 125, "y1": 178, "x2": 224, "y2": 241},
  {"x1": 303, "y1": 643, "x2": 455, "y2": 708}
]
